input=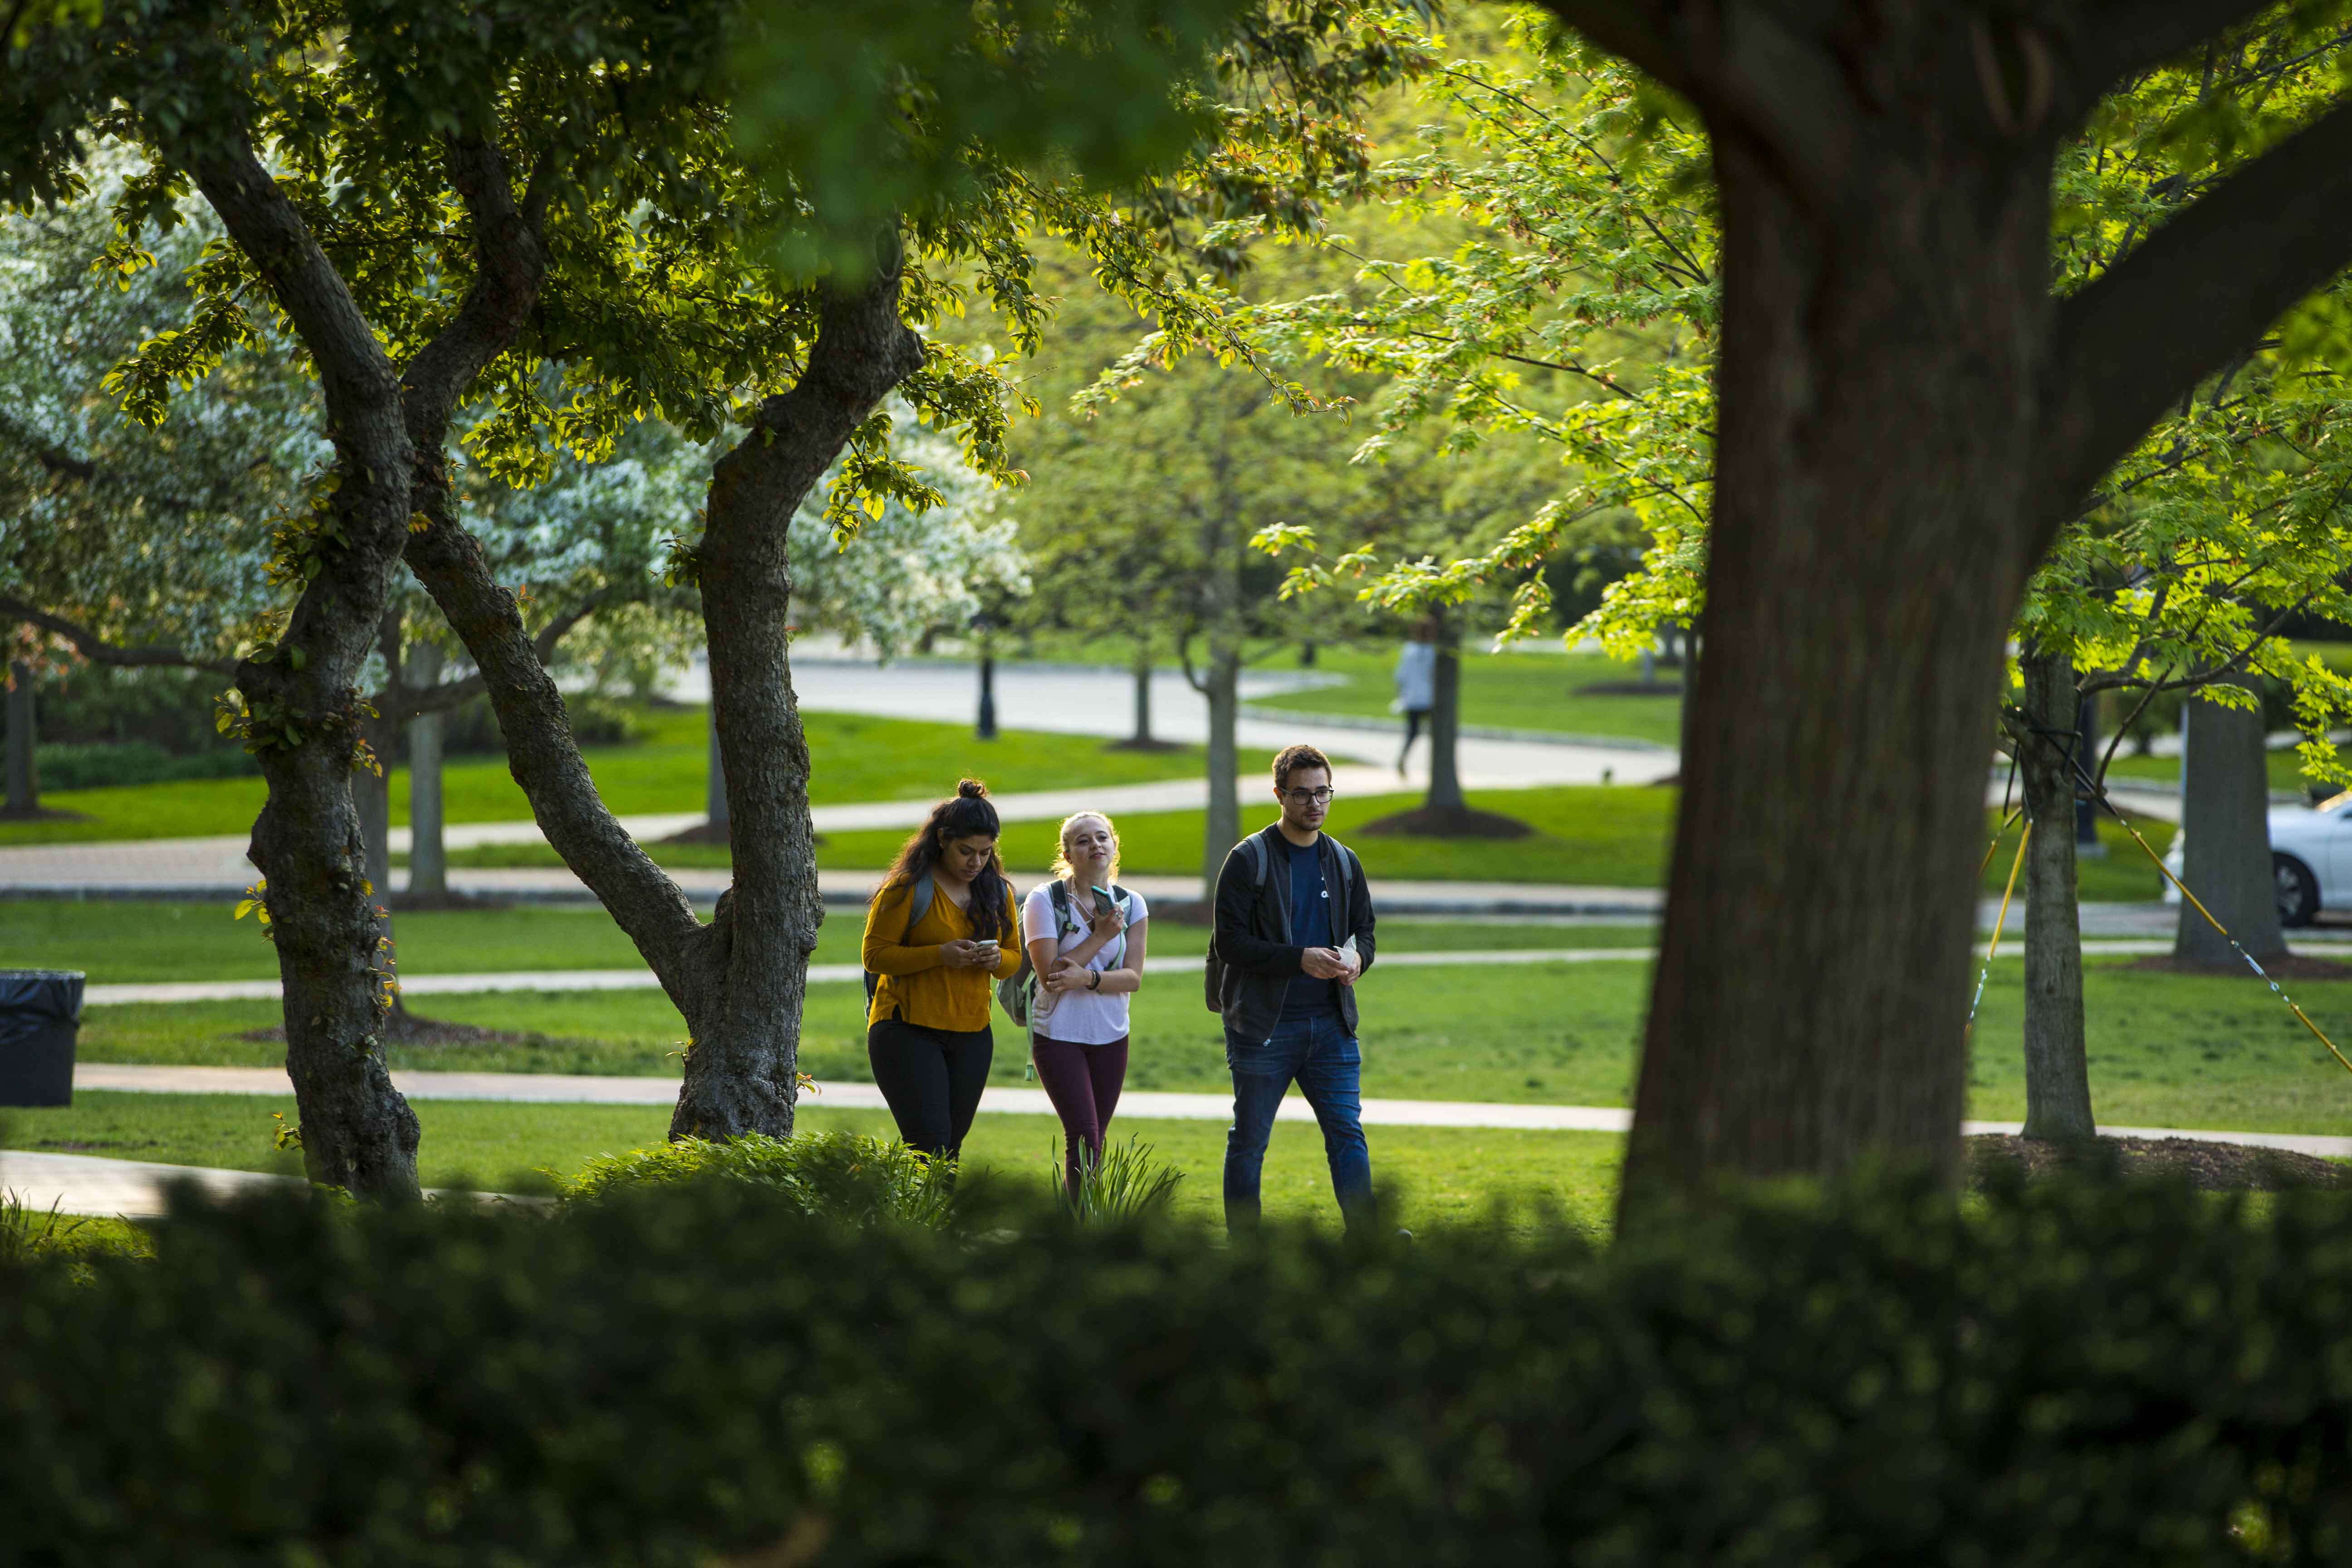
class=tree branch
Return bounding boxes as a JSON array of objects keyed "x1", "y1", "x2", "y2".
[
  {"x1": 2029, "y1": 97, "x2": 2352, "y2": 546},
  {"x1": 186, "y1": 140, "x2": 403, "y2": 452},
  {"x1": 0, "y1": 594, "x2": 237, "y2": 674},
  {"x1": 2072, "y1": 0, "x2": 2278, "y2": 95},
  {"x1": 400, "y1": 137, "x2": 546, "y2": 438},
  {"x1": 404, "y1": 499, "x2": 706, "y2": 989}
]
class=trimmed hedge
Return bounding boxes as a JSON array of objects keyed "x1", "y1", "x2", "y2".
[{"x1": 5, "y1": 1171, "x2": 2352, "y2": 1565}]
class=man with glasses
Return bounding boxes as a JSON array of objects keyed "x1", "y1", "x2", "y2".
[{"x1": 1210, "y1": 742, "x2": 1378, "y2": 1229}]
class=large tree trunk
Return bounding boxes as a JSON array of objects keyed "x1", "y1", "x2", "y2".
[
  {"x1": 669, "y1": 264, "x2": 927, "y2": 1141},
  {"x1": 1426, "y1": 612, "x2": 1465, "y2": 814},
  {"x1": 1619, "y1": 128, "x2": 2056, "y2": 1211},
  {"x1": 184, "y1": 142, "x2": 424, "y2": 1200},
  {"x1": 404, "y1": 640, "x2": 449, "y2": 903},
  {"x1": 2015, "y1": 650, "x2": 2094, "y2": 1141},
  {"x1": 4, "y1": 659, "x2": 35, "y2": 814},
  {"x1": 2175, "y1": 680, "x2": 2286, "y2": 965}
]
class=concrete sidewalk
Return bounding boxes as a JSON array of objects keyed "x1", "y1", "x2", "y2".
[{"x1": 60, "y1": 1063, "x2": 2352, "y2": 1159}]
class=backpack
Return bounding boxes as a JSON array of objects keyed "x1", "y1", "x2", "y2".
[
  {"x1": 999, "y1": 881, "x2": 1135, "y2": 1030},
  {"x1": 863, "y1": 872, "x2": 936, "y2": 1006},
  {"x1": 1203, "y1": 833, "x2": 1359, "y2": 1014}
]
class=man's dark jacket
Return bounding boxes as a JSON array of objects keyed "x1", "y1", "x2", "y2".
[{"x1": 1212, "y1": 823, "x2": 1377, "y2": 1044}]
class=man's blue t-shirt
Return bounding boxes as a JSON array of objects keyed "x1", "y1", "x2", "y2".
[{"x1": 1281, "y1": 834, "x2": 1338, "y2": 1019}]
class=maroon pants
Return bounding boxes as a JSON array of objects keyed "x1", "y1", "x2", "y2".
[{"x1": 1031, "y1": 1033, "x2": 1129, "y2": 1188}]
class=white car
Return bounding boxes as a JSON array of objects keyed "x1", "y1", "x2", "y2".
[{"x1": 2162, "y1": 793, "x2": 2352, "y2": 926}]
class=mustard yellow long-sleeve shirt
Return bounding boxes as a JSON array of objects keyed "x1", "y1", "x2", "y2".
[{"x1": 862, "y1": 877, "x2": 1023, "y2": 1030}]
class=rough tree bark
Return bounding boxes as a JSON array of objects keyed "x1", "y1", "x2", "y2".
[
  {"x1": 4, "y1": 659, "x2": 34, "y2": 814},
  {"x1": 180, "y1": 138, "x2": 424, "y2": 1199},
  {"x1": 676, "y1": 260, "x2": 925, "y2": 1139},
  {"x1": 2014, "y1": 649, "x2": 2095, "y2": 1141},
  {"x1": 410, "y1": 254, "x2": 924, "y2": 1142},
  {"x1": 1620, "y1": 95, "x2": 2055, "y2": 1203},
  {"x1": 1533, "y1": 0, "x2": 2352, "y2": 1210},
  {"x1": 2176, "y1": 679, "x2": 2286, "y2": 965}
]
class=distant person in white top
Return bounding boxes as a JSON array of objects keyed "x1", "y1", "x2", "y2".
[
  {"x1": 1021, "y1": 811, "x2": 1149, "y2": 1193},
  {"x1": 1392, "y1": 625, "x2": 1437, "y2": 775}
]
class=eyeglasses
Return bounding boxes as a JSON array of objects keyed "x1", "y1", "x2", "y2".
[{"x1": 1282, "y1": 787, "x2": 1336, "y2": 805}]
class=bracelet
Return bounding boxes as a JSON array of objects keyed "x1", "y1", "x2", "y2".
[{"x1": 1089, "y1": 968, "x2": 1102, "y2": 991}]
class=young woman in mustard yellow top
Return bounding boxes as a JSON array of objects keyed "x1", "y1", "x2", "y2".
[{"x1": 862, "y1": 779, "x2": 1022, "y2": 1161}]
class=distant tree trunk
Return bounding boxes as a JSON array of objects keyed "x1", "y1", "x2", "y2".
[
  {"x1": 2175, "y1": 680, "x2": 2285, "y2": 965},
  {"x1": 180, "y1": 139, "x2": 429, "y2": 1200},
  {"x1": 705, "y1": 698, "x2": 729, "y2": 838},
  {"x1": 1202, "y1": 639, "x2": 1240, "y2": 900},
  {"x1": 404, "y1": 640, "x2": 448, "y2": 904},
  {"x1": 2014, "y1": 650, "x2": 2095, "y2": 1142},
  {"x1": 4, "y1": 659, "x2": 35, "y2": 815},
  {"x1": 2074, "y1": 689, "x2": 2105, "y2": 858},
  {"x1": 667, "y1": 265, "x2": 926, "y2": 1141},
  {"x1": 1425, "y1": 611, "x2": 1465, "y2": 815},
  {"x1": 1130, "y1": 644, "x2": 1153, "y2": 746}
]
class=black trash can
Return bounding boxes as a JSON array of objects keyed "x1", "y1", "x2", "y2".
[{"x1": 0, "y1": 970, "x2": 83, "y2": 1107}]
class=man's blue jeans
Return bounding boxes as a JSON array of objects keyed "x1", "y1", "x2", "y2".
[{"x1": 1224, "y1": 1010, "x2": 1373, "y2": 1229}]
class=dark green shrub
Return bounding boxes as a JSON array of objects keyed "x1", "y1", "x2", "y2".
[
  {"x1": 561, "y1": 1130, "x2": 958, "y2": 1228},
  {"x1": 35, "y1": 740, "x2": 260, "y2": 790},
  {"x1": 5, "y1": 1171, "x2": 2352, "y2": 1566}
]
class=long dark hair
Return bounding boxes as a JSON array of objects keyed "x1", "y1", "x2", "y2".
[{"x1": 881, "y1": 778, "x2": 1009, "y2": 942}]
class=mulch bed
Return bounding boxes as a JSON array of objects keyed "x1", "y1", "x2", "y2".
[
  {"x1": 1968, "y1": 1133, "x2": 2347, "y2": 1190},
  {"x1": 1354, "y1": 804, "x2": 1535, "y2": 840},
  {"x1": 2125, "y1": 952, "x2": 2352, "y2": 980}
]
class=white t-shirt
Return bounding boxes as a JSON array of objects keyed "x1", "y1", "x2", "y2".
[{"x1": 1020, "y1": 881, "x2": 1149, "y2": 1045}]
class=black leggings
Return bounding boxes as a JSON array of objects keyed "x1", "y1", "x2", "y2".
[{"x1": 867, "y1": 1017, "x2": 995, "y2": 1161}]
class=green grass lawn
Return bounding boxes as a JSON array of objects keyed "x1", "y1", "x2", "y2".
[
  {"x1": 441, "y1": 784, "x2": 2176, "y2": 898},
  {"x1": 441, "y1": 784, "x2": 1686, "y2": 884},
  {"x1": 1982, "y1": 810, "x2": 2177, "y2": 902},
  {"x1": 2108, "y1": 745, "x2": 2346, "y2": 795},
  {"x1": 0, "y1": 708, "x2": 1204, "y2": 847},
  {"x1": 1240, "y1": 643, "x2": 1686, "y2": 746},
  {"x1": 0, "y1": 900, "x2": 1661, "y2": 986},
  {"x1": 0, "y1": 1093, "x2": 1622, "y2": 1235},
  {"x1": 63, "y1": 946, "x2": 2352, "y2": 1134}
]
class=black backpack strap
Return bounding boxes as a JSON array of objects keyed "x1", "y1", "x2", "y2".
[
  {"x1": 904, "y1": 872, "x2": 934, "y2": 941},
  {"x1": 1048, "y1": 879, "x2": 1073, "y2": 934}
]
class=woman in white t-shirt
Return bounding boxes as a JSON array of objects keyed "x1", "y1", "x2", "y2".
[{"x1": 1022, "y1": 811, "x2": 1148, "y2": 1193}]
